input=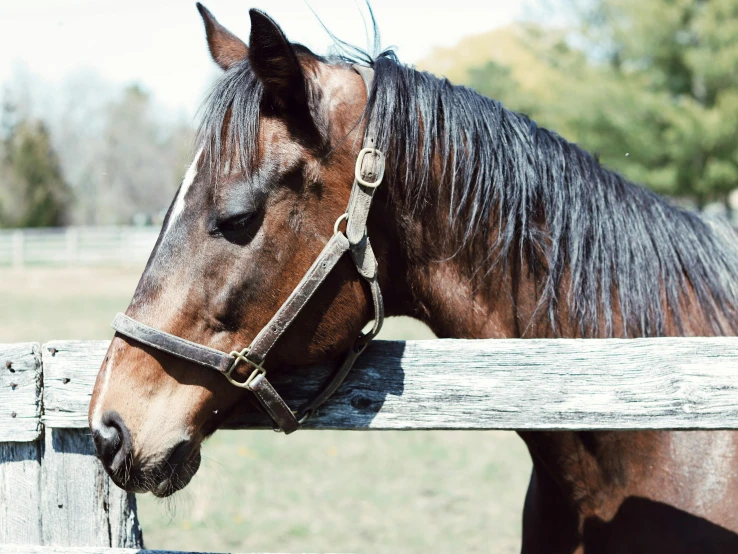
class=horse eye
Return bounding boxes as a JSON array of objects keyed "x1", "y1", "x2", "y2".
[{"x1": 213, "y1": 212, "x2": 256, "y2": 236}]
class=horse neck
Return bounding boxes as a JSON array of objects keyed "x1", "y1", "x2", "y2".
[
  {"x1": 385, "y1": 165, "x2": 733, "y2": 341},
  {"x1": 382, "y1": 175, "x2": 540, "y2": 340},
  {"x1": 376, "y1": 136, "x2": 738, "y2": 537}
]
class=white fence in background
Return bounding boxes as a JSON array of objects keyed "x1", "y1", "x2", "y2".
[{"x1": 0, "y1": 227, "x2": 161, "y2": 268}]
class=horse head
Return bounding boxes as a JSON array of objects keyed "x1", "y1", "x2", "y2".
[{"x1": 88, "y1": 4, "x2": 401, "y2": 496}]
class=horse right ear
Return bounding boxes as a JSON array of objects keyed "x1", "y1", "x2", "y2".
[
  {"x1": 196, "y1": 3, "x2": 248, "y2": 70},
  {"x1": 247, "y1": 9, "x2": 310, "y2": 115}
]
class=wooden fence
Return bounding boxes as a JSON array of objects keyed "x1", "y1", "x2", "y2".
[
  {"x1": 3, "y1": 337, "x2": 738, "y2": 552},
  {"x1": 0, "y1": 227, "x2": 160, "y2": 269}
]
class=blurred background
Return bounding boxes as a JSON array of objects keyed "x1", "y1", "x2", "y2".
[{"x1": 2, "y1": 0, "x2": 738, "y2": 552}]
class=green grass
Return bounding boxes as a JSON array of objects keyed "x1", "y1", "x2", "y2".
[
  {"x1": 0, "y1": 267, "x2": 140, "y2": 342},
  {"x1": 0, "y1": 267, "x2": 532, "y2": 553},
  {"x1": 138, "y1": 430, "x2": 530, "y2": 554}
]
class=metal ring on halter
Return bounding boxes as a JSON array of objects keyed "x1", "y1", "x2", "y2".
[
  {"x1": 355, "y1": 148, "x2": 385, "y2": 188},
  {"x1": 226, "y1": 347, "x2": 266, "y2": 389},
  {"x1": 333, "y1": 213, "x2": 348, "y2": 235}
]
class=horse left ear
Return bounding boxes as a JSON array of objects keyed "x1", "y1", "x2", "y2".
[
  {"x1": 197, "y1": 3, "x2": 248, "y2": 71},
  {"x1": 248, "y1": 9, "x2": 309, "y2": 114}
]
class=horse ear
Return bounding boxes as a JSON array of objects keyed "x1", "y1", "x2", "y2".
[
  {"x1": 248, "y1": 9, "x2": 309, "y2": 113},
  {"x1": 197, "y1": 3, "x2": 248, "y2": 71}
]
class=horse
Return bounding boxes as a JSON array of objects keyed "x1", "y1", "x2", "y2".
[{"x1": 89, "y1": 4, "x2": 738, "y2": 552}]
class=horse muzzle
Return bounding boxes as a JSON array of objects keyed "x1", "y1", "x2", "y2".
[{"x1": 91, "y1": 410, "x2": 201, "y2": 497}]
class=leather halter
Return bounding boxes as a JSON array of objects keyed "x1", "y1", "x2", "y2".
[{"x1": 111, "y1": 65, "x2": 385, "y2": 434}]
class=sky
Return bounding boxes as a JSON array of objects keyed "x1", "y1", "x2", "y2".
[{"x1": 0, "y1": 0, "x2": 526, "y2": 118}]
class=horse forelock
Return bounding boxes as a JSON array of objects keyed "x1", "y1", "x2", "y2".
[{"x1": 196, "y1": 59, "x2": 264, "y2": 180}]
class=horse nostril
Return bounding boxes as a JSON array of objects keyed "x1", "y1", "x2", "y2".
[{"x1": 92, "y1": 410, "x2": 132, "y2": 474}]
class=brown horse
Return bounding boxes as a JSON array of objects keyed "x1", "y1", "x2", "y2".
[{"x1": 89, "y1": 4, "x2": 738, "y2": 552}]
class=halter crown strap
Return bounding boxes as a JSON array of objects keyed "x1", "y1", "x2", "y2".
[
  {"x1": 245, "y1": 231, "x2": 350, "y2": 365},
  {"x1": 111, "y1": 64, "x2": 383, "y2": 434}
]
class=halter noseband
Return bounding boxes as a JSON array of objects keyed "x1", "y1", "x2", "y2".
[{"x1": 111, "y1": 65, "x2": 385, "y2": 434}]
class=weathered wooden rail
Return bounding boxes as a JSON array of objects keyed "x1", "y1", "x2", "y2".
[{"x1": 3, "y1": 337, "x2": 738, "y2": 552}]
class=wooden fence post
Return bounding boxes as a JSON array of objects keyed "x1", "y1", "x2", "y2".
[
  {"x1": 40, "y1": 343, "x2": 143, "y2": 548},
  {"x1": 0, "y1": 342, "x2": 143, "y2": 549},
  {"x1": 64, "y1": 228, "x2": 78, "y2": 268},
  {"x1": 11, "y1": 230, "x2": 24, "y2": 270},
  {"x1": 0, "y1": 343, "x2": 42, "y2": 545},
  {"x1": 40, "y1": 428, "x2": 142, "y2": 547}
]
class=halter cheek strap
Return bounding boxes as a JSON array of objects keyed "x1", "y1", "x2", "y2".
[{"x1": 111, "y1": 64, "x2": 384, "y2": 434}]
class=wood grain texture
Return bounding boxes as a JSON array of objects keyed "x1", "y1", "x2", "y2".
[
  {"x1": 107, "y1": 483, "x2": 144, "y2": 549},
  {"x1": 0, "y1": 343, "x2": 41, "y2": 441},
  {"x1": 0, "y1": 441, "x2": 41, "y2": 544},
  {"x1": 37, "y1": 337, "x2": 738, "y2": 430},
  {"x1": 40, "y1": 428, "x2": 143, "y2": 548},
  {"x1": 43, "y1": 341, "x2": 109, "y2": 429}
]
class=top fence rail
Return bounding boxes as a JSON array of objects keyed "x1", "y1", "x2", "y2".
[
  {"x1": 0, "y1": 226, "x2": 160, "y2": 269},
  {"x1": 4, "y1": 336, "x2": 738, "y2": 442}
]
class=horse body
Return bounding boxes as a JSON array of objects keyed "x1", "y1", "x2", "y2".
[{"x1": 89, "y1": 5, "x2": 738, "y2": 552}]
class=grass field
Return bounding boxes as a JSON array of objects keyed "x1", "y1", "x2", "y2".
[{"x1": 0, "y1": 267, "x2": 531, "y2": 553}]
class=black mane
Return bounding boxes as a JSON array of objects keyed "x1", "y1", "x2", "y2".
[
  {"x1": 365, "y1": 54, "x2": 738, "y2": 337},
  {"x1": 197, "y1": 44, "x2": 738, "y2": 338}
]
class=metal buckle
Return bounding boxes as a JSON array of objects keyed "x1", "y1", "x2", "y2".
[
  {"x1": 226, "y1": 347, "x2": 266, "y2": 389},
  {"x1": 354, "y1": 148, "x2": 385, "y2": 188}
]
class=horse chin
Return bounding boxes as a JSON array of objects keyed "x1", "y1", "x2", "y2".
[
  {"x1": 150, "y1": 449, "x2": 202, "y2": 498},
  {"x1": 105, "y1": 444, "x2": 203, "y2": 497},
  {"x1": 151, "y1": 475, "x2": 189, "y2": 498}
]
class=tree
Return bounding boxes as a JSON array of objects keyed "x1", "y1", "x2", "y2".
[
  {"x1": 420, "y1": 0, "x2": 738, "y2": 208},
  {"x1": 69, "y1": 83, "x2": 194, "y2": 225},
  {"x1": 1, "y1": 66, "x2": 195, "y2": 226},
  {"x1": 0, "y1": 99, "x2": 70, "y2": 227}
]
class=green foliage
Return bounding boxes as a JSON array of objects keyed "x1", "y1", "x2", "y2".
[
  {"x1": 1, "y1": 67, "x2": 194, "y2": 227},
  {"x1": 425, "y1": 0, "x2": 738, "y2": 207},
  {"x1": 0, "y1": 102, "x2": 70, "y2": 227}
]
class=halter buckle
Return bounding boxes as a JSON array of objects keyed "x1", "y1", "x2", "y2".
[
  {"x1": 355, "y1": 148, "x2": 385, "y2": 188},
  {"x1": 226, "y1": 347, "x2": 266, "y2": 389}
]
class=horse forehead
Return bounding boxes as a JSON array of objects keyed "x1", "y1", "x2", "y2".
[
  {"x1": 164, "y1": 80, "x2": 343, "y2": 236},
  {"x1": 192, "y1": 119, "x2": 302, "y2": 196},
  {"x1": 313, "y1": 63, "x2": 367, "y2": 124},
  {"x1": 259, "y1": 118, "x2": 304, "y2": 172}
]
